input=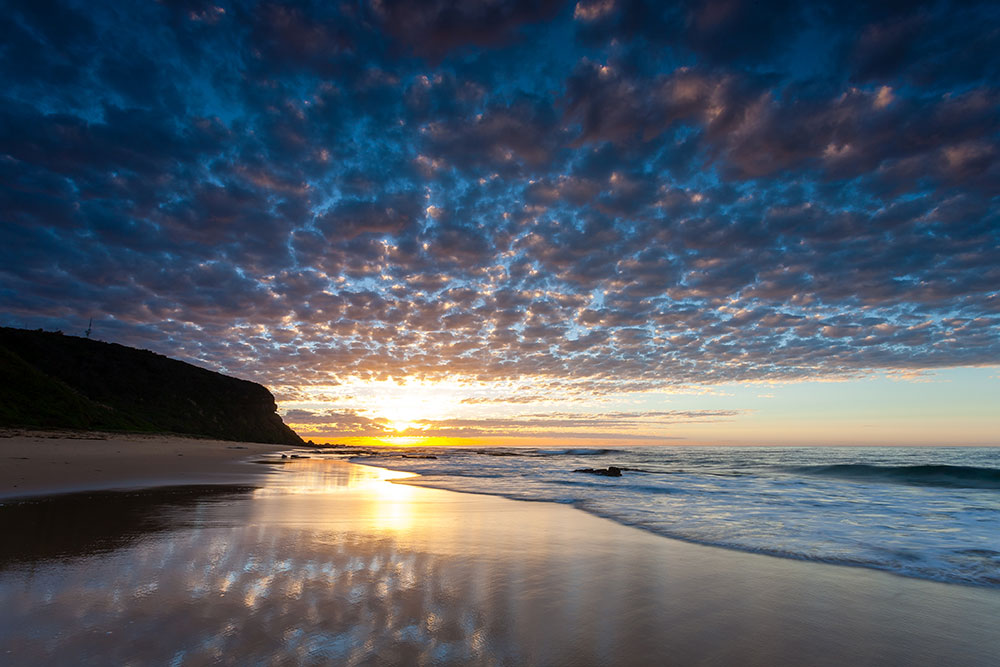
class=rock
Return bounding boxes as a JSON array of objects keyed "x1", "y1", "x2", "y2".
[
  {"x1": 573, "y1": 466, "x2": 623, "y2": 477},
  {"x1": 0, "y1": 326, "x2": 303, "y2": 445},
  {"x1": 281, "y1": 454, "x2": 288, "y2": 459}
]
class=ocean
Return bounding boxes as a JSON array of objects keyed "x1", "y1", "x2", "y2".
[
  {"x1": 326, "y1": 445, "x2": 1000, "y2": 587},
  {"x1": 5, "y1": 449, "x2": 1000, "y2": 664}
]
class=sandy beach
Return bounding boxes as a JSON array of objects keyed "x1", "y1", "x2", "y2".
[
  {"x1": 2, "y1": 453, "x2": 999, "y2": 665},
  {"x1": 0, "y1": 430, "x2": 290, "y2": 499}
]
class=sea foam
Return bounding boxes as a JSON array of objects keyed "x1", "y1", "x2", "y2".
[{"x1": 325, "y1": 445, "x2": 1000, "y2": 587}]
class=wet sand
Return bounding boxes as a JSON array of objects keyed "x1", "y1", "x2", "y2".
[
  {"x1": 0, "y1": 430, "x2": 289, "y2": 499},
  {"x1": 2, "y1": 458, "x2": 999, "y2": 665}
]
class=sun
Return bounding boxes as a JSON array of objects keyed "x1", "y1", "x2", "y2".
[
  {"x1": 368, "y1": 379, "x2": 458, "y2": 439},
  {"x1": 390, "y1": 419, "x2": 420, "y2": 433},
  {"x1": 279, "y1": 378, "x2": 470, "y2": 446},
  {"x1": 378, "y1": 400, "x2": 429, "y2": 434}
]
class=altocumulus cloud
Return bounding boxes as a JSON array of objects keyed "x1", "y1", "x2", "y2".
[
  {"x1": 282, "y1": 407, "x2": 742, "y2": 439},
  {"x1": 0, "y1": 0, "x2": 998, "y2": 396}
]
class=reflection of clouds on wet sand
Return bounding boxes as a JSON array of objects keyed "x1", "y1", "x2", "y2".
[
  {"x1": 2, "y1": 461, "x2": 1000, "y2": 665},
  {"x1": 0, "y1": 506, "x2": 625, "y2": 663},
  {"x1": 0, "y1": 462, "x2": 601, "y2": 664},
  {"x1": 1, "y1": 526, "x2": 514, "y2": 664}
]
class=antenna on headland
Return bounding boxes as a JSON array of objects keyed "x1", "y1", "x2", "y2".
[{"x1": 85, "y1": 318, "x2": 92, "y2": 339}]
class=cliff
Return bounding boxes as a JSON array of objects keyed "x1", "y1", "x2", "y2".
[{"x1": 0, "y1": 327, "x2": 302, "y2": 446}]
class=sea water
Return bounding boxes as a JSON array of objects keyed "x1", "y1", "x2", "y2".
[
  {"x1": 331, "y1": 446, "x2": 1000, "y2": 587},
  {"x1": 3, "y1": 456, "x2": 1000, "y2": 664}
]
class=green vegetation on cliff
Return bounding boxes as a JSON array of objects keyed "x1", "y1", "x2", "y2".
[{"x1": 0, "y1": 327, "x2": 302, "y2": 445}]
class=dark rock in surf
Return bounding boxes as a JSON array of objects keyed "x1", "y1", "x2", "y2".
[{"x1": 574, "y1": 466, "x2": 623, "y2": 477}]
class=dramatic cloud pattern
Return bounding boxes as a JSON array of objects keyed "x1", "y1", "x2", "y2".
[
  {"x1": 1, "y1": 0, "x2": 998, "y2": 442},
  {"x1": 283, "y1": 408, "x2": 742, "y2": 440}
]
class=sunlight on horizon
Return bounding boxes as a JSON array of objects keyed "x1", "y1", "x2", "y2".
[
  {"x1": 280, "y1": 366, "x2": 1000, "y2": 447},
  {"x1": 377, "y1": 436, "x2": 428, "y2": 446}
]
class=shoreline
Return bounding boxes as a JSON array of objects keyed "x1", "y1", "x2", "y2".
[
  {"x1": 4, "y1": 433, "x2": 996, "y2": 590},
  {"x1": 381, "y1": 471, "x2": 1000, "y2": 590},
  {"x1": 4, "y1": 456, "x2": 999, "y2": 665},
  {"x1": 0, "y1": 429, "x2": 294, "y2": 500},
  {"x1": 4, "y1": 433, "x2": 999, "y2": 592},
  {"x1": 347, "y1": 447, "x2": 1000, "y2": 590}
]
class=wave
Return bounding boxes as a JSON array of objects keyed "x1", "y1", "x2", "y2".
[
  {"x1": 389, "y1": 472, "x2": 1000, "y2": 587},
  {"x1": 791, "y1": 464, "x2": 1000, "y2": 489},
  {"x1": 358, "y1": 448, "x2": 1000, "y2": 587}
]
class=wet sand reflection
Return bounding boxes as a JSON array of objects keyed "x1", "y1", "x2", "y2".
[
  {"x1": 0, "y1": 485, "x2": 254, "y2": 567},
  {"x1": 2, "y1": 460, "x2": 999, "y2": 665}
]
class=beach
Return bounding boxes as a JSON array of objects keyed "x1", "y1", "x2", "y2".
[
  {"x1": 0, "y1": 430, "x2": 288, "y2": 499},
  {"x1": 4, "y1": 0, "x2": 996, "y2": 662},
  {"x1": 2, "y1": 442, "x2": 1000, "y2": 665}
]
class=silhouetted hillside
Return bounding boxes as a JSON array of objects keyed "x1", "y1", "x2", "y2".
[{"x1": 0, "y1": 327, "x2": 302, "y2": 445}]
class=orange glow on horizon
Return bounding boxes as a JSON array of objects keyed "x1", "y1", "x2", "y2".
[
  {"x1": 282, "y1": 368, "x2": 1000, "y2": 448},
  {"x1": 376, "y1": 436, "x2": 427, "y2": 446},
  {"x1": 305, "y1": 435, "x2": 674, "y2": 448}
]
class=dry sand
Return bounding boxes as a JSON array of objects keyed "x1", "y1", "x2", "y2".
[{"x1": 0, "y1": 429, "x2": 293, "y2": 499}]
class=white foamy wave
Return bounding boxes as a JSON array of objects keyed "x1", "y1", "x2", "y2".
[{"x1": 331, "y1": 445, "x2": 1000, "y2": 587}]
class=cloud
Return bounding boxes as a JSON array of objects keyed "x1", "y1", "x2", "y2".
[
  {"x1": 421, "y1": 94, "x2": 566, "y2": 173},
  {"x1": 283, "y1": 408, "x2": 743, "y2": 439},
  {"x1": 0, "y1": 0, "x2": 997, "y2": 401},
  {"x1": 370, "y1": 0, "x2": 565, "y2": 61}
]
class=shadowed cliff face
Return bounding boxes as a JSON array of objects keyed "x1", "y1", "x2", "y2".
[{"x1": 0, "y1": 327, "x2": 302, "y2": 445}]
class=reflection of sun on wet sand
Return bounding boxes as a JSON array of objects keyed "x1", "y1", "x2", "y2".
[{"x1": 2, "y1": 457, "x2": 1000, "y2": 664}]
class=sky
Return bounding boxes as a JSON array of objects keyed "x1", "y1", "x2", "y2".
[{"x1": 1, "y1": 0, "x2": 998, "y2": 446}]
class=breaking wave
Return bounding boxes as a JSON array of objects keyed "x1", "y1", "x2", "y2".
[
  {"x1": 792, "y1": 464, "x2": 1000, "y2": 489},
  {"x1": 331, "y1": 445, "x2": 1000, "y2": 587}
]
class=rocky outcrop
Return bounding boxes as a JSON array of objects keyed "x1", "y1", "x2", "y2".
[
  {"x1": 0, "y1": 327, "x2": 302, "y2": 445},
  {"x1": 573, "y1": 466, "x2": 623, "y2": 477}
]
